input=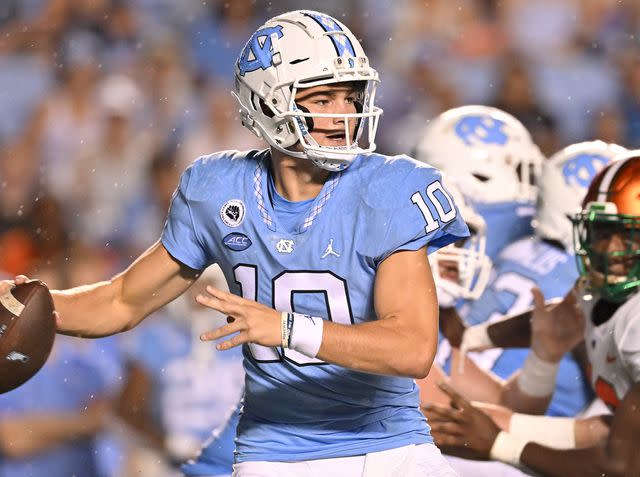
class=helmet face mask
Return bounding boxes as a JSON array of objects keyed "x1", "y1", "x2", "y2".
[
  {"x1": 431, "y1": 178, "x2": 492, "y2": 305},
  {"x1": 572, "y1": 152, "x2": 640, "y2": 302},
  {"x1": 573, "y1": 210, "x2": 640, "y2": 302},
  {"x1": 233, "y1": 10, "x2": 383, "y2": 171},
  {"x1": 432, "y1": 224, "x2": 492, "y2": 303},
  {"x1": 534, "y1": 141, "x2": 626, "y2": 251}
]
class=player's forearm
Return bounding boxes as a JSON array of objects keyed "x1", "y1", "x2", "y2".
[
  {"x1": 521, "y1": 443, "x2": 626, "y2": 477},
  {"x1": 487, "y1": 310, "x2": 532, "y2": 348},
  {"x1": 53, "y1": 242, "x2": 196, "y2": 338},
  {"x1": 53, "y1": 278, "x2": 136, "y2": 337},
  {"x1": 0, "y1": 413, "x2": 99, "y2": 458},
  {"x1": 316, "y1": 317, "x2": 437, "y2": 378},
  {"x1": 574, "y1": 415, "x2": 610, "y2": 448}
]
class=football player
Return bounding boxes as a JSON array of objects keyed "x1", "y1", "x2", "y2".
[
  {"x1": 179, "y1": 178, "x2": 494, "y2": 477},
  {"x1": 450, "y1": 141, "x2": 624, "y2": 416},
  {"x1": 1, "y1": 10, "x2": 468, "y2": 477},
  {"x1": 424, "y1": 153, "x2": 640, "y2": 477},
  {"x1": 416, "y1": 105, "x2": 545, "y2": 261}
]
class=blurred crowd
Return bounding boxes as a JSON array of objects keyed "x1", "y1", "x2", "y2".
[{"x1": 1, "y1": 0, "x2": 640, "y2": 476}]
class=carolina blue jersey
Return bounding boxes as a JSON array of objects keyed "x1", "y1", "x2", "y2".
[
  {"x1": 0, "y1": 336, "x2": 123, "y2": 477},
  {"x1": 161, "y1": 149, "x2": 469, "y2": 463},
  {"x1": 472, "y1": 200, "x2": 535, "y2": 261},
  {"x1": 461, "y1": 238, "x2": 593, "y2": 416}
]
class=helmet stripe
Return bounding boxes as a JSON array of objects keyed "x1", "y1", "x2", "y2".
[{"x1": 303, "y1": 12, "x2": 356, "y2": 58}]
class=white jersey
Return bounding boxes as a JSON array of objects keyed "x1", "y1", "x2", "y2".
[{"x1": 582, "y1": 289, "x2": 640, "y2": 410}]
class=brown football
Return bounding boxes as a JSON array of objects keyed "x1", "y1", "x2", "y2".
[{"x1": 0, "y1": 280, "x2": 56, "y2": 393}]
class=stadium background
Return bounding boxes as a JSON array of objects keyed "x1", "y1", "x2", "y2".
[{"x1": 0, "y1": 0, "x2": 638, "y2": 476}]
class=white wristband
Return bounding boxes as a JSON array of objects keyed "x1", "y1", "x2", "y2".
[
  {"x1": 460, "y1": 322, "x2": 493, "y2": 353},
  {"x1": 517, "y1": 352, "x2": 559, "y2": 397},
  {"x1": 510, "y1": 413, "x2": 575, "y2": 449},
  {"x1": 288, "y1": 313, "x2": 324, "y2": 358},
  {"x1": 489, "y1": 431, "x2": 528, "y2": 466}
]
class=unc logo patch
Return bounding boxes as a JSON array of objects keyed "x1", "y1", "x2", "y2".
[
  {"x1": 220, "y1": 199, "x2": 245, "y2": 227},
  {"x1": 276, "y1": 239, "x2": 294, "y2": 254},
  {"x1": 223, "y1": 233, "x2": 252, "y2": 252}
]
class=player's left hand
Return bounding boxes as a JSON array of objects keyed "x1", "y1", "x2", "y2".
[
  {"x1": 530, "y1": 287, "x2": 585, "y2": 363},
  {"x1": 421, "y1": 382, "x2": 500, "y2": 460},
  {"x1": 197, "y1": 286, "x2": 281, "y2": 350}
]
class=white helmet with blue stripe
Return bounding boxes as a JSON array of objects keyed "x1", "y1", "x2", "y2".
[{"x1": 233, "y1": 10, "x2": 382, "y2": 171}]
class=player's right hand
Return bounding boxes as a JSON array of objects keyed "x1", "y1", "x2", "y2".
[
  {"x1": 439, "y1": 307, "x2": 466, "y2": 348},
  {"x1": 197, "y1": 285, "x2": 281, "y2": 350},
  {"x1": 530, "y1": 287, "x2": 585, "y2": 363},
  {"x1": 0, "y1": 275, "x2": 29, "y2": 295},
  {"x1": 0, "y1": 276, "x2": 61, "y2": 327}
]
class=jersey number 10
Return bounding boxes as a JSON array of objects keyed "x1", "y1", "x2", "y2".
[
  {"x1": 233, "y1": 265, "x2": 353, "y2": 366},
  {"x1": 411, "y1": 181, "x2": 457, "y2": 233}
]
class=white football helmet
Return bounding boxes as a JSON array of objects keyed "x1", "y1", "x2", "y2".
[
  {"x1": 233, "y1": 10, "x2": 382, "y2": 171},
  {"x1": 431, "y1": 176, "x2": 492, "y2": 305},
  {"x1": 416, "y1": 105, "x2": 544, "y2": 203},
  {"x1": 534, "y1": 140, "x2": 626, "y2": 251}
]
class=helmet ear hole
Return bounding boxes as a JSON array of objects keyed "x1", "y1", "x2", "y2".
[{"x1": 258, "y1": 98, "x2": 275, "y2": 119}]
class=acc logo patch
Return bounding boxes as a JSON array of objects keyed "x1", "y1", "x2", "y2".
[
  {"x1": 220, "y1": 199, "x2": 246, "y2": 227},
  {"x1": 223, "y1": 233, "x2": 252, "y2": 252}
]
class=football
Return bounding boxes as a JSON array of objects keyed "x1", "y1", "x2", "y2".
[{"x1": 0, "y1": 280, "x2": 56, "y2": 393}]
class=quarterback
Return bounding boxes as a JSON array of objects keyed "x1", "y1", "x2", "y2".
[{"x1": 1, "y1": 10, "x2": 468, "y2": 477}]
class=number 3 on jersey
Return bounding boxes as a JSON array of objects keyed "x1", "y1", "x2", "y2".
[
  {"x1": 233, "y1": 265, "x2": 353, "y2": 366},
  {"x1": 411, "y1": 180, "x2": 457, "y2": 233}
]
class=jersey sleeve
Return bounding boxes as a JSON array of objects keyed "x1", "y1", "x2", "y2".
[
  {"x1": 373, "y1": 160, "x2": 470, "y2": 263},
  {"x1": 614, "y1": 293, "x2": 640, "y2": 383},
  {"x1": 161, "y1": 164, "x2": 211, "y2": 270}
]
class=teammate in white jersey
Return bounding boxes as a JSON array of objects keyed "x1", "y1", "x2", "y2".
[
  {"x1": 1, "y1": 10, "x2": 469, "y2": 477},
  {"x1": 421, "y1": 153, "x2": 640, "y2": 476}
]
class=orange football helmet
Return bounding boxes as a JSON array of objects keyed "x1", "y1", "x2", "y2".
[{"x1": 573, "y1": 152, "x2": 640, "y2": 301}]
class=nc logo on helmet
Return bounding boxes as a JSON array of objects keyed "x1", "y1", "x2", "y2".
[
  {"x1": 562, "y1": 153, "x2": 611, "y2": 188},
  {"x1": 454, "y1": 116, "x2": 508, "y2": 147},
  {"x1": 238, "y1": 26, "x2": 284, "y2": 76}
]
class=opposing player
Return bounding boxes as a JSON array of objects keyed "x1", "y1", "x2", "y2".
[
  {"x1": 416, "y1": 105, "x2": 545, "y2": 260},
  {"x1": 1, "y1": 10, "x2": 468, "y2": 476},
  {"x1": 424, "y1": 153, "x2": 640, "y2": 476},
  {"x1": 450, "y1": 141, "x2": 624, "y2": 417}
]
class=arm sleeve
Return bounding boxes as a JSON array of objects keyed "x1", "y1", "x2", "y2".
[{"x1": 161, "y1": 165, "x2": 211, "y2": 270}]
